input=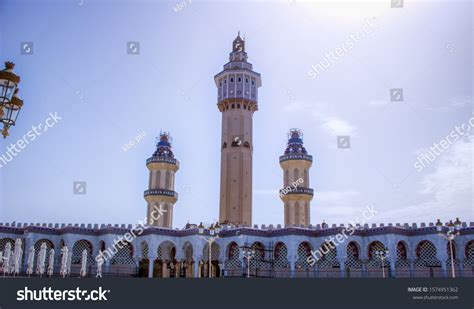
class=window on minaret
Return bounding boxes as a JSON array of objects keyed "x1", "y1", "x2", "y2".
[
  {"x1": 156, "y1": 171, "x2": 161, "y2": 188},
  {"x1": 245, "y1": 78, "x2": 249, "y2": 83},
  {"x1": 230, "y1": 78, "x2": 234, "y2": 82},
  {"x1": 238, "y1": 77, "x2": 241, "y2": 82},
  {"x1": 285, "y1": 170, "x2": 289, "y2": 186},
  {"x1": 165, "y1": 171, "x2": 171, "y2": 189},
  {"x1": 293, "y1": 168, "x2": 299, "y2": 183}
]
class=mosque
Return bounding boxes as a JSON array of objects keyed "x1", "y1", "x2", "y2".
[{"x1": 0, "y1": 34, "x2": 473, "y2": 278}]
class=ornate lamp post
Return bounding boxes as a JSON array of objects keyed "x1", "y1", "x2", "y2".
[
  {"x1": 1, "y1": 89, "x2": 23, "y2": 138},
  {"x1": 242, "y1": 247, "x2": 255, "y2": 278},
  {"x1": 436, "y1": 218, "x2": 462, "y2": 278},
  {"x1": 374, "y1": 247, "x2": 389, "y2": 278},
  {"x1": 0, "y1": 62, "x2": 22, "y2": 138},
  {"x1": 198, "y1": 222, "x2": 221, "y2": 278}
]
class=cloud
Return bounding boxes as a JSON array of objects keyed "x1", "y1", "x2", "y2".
[
  {"x1": 368, "y1": 99, "x2": 389, "y2": 107},
  {"x1": 315, "y1": 190, "x2": 367, "y2": 218},
  {"x1": 422, "y1": 95, "x2": 471, "y2": 111},
  {"x1": 377, "y1": 136, "x2": 473, "y2": 222},
  {"x1": 281, "y1": 100, "x2": 358, "y2": 140},
  {"x1": 319, "y1": 116, "x2": 357, "y2": 136}
]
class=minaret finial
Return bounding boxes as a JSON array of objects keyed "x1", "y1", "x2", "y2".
[{"x1": 238, "y1": 30, "x2": 240, "y2": 37}]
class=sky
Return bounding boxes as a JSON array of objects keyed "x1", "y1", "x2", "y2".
[{"x1": 0, "y1": 0, "x2": 472, "y2": 228}]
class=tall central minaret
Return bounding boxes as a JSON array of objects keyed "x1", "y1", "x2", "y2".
[{"x1": 215, "y1": 33, "x2": 262, "y2": 226}]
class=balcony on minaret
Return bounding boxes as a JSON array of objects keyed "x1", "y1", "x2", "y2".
[
  {"x1": 144, "y1": 189, "x2": 178, "y2": 199},
  {"x1": 215, "y1": 33, "x2": 262, "y2": 106},
  {"x1": 279, "y1": 187, "x2": 314, "y2": 196}
]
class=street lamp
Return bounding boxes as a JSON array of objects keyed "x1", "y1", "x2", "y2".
[
  {"x1": 242, "y1": 247, "x2": 255, "y2": 278},
  {"x1": 0, "y1": 62, "x2": 22, "y2": 139},
  {"x1": 374, "y1": 247, "x2": 389, "y2": 278},
  {"x1": 436, "y1": 218, "x2": 461, "y2": 278},
  {"x1": 0, "y1": 62, "x2": 20, "y2": 104},
  {"x1": 198, "y1": 222, "x2": 205, "y2": 234},
  {"x1": 198, "y1": 222, "x2": 221, "y2": 278},
  {"x1": 1, "y1": 89, "x2": 23, "y2": 138}
]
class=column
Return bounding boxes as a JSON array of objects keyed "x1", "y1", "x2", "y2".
[
  {"x1": 148, "y1": 254, "x2": 156, "y2": 278},
  {"x1": 162, "y1": 260, "x2": 168, "y2": 278},
  {"x1": 338, "y1": 258, "x2": 347, "y2": 278},
  {"x1": 289, "y1": 259, "x2": 296, "y2": 278},
  {"x1": 390, "y1": 259, "x2": 396, "y2": 278},
  {"x1": 193, "y1": 262, "x2": 200, "y2": 278},
  {"x1": 219, "y1": 263, "x2": 225, "y2": 278},
  {"x1": 408, "y1": 259, "x2": 414, "y2": 277},
  {"x1": 361, "y1": 259, "x2": 367, "y2": 278},
  {"x1": 23, "y1": 235, "x2": 34, "y2": 270},
  {"x1": 441, "y1": 259, "x2": 448, "y2": 278},
  {"x1": 458, "y1": 259, "x2": 464, "y2": 278}
]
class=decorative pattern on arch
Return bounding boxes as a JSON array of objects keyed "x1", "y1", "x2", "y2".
[
  {"x1": 274, "y1": 242, "x2": 289, "y2": 269},
  {"x1": 110, "y1": 242, "x2": 135, "y2": 265},
  {"x1": 296, "y1": 242, "x2": 313, "y2": 269},
  {"x1": 345, "y1": 241, "x2": 362, "y2": 268},
  {"x1": 72, "y1": 239, "x2": 94, "y2": 266},
  {"x1": 182, "y1": 242, "x2": 193, "y2": 263},
  {"x1": 316, "y1": 242, "x2": 339, "y2": 268},
  {"x1": 414, "y1": 240, "x2": 440, "y2": 267},
  {"x1": 157, "y1": 241, "x2": 177, "y2": 262},
  {"x1": 0, "y1": 238, "x2": 15, "y2": 252},
  {"x1": 249, "y1": 242, "x2": 265, "y2": 269},
  {"x1": 225, "y1": 242, "x2": 241, "y2": 269},
  {"x1": 202, "y1": 242, "x2": 220, "y2": 262},
  {"x1": 396, "y1": 241, "x2": 409, "y2": 267},
  {"x1": 367, "y1": 241, "x2": 389, "y2": 267},
  {"x1": 33, "y1": 239, "x2": 54, "y2": 269},
  {"x1": 465, "y1": 241, "x2": 474, "y2": 266}
]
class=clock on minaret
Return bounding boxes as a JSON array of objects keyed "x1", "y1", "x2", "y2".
[
  {"x1": 233, "y1": 33, "x2": 245, "y2": 52},
  {"x1": 234, "y1": 41, "x2": 243, "y2": 52}
]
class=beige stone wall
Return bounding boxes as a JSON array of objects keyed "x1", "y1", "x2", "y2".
[
  {"x1": 280, "y1": 159, "x2": 313, "y2": 227},
  {"x1": 219, "y1": 99, "x2": 254, "y2": 226},
  {"x1": 145, "y1": 162, "x2": 179, "y2": 228}
]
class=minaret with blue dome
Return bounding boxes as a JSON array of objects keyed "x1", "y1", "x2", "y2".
[
  {"x1": 279, "y1": 129, "x2": 314, "y2": 227},
  {"x1": 144, "y1": 132, "x2": 179, "y2": 228}
]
